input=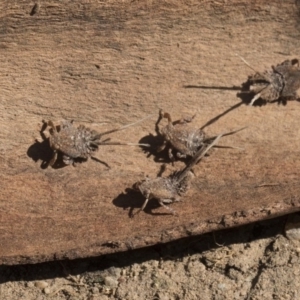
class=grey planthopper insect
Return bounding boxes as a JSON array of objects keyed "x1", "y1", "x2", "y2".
[
  {"x1": 133, "y1": 134, "x2": 223, "y2": 216},
  {"x1": 42, "y1": 116, "x2": 151, "y2": 167},
  {"x1": 237, "y1": 54, "x2": 300, "y2": 106},
  {"x1": 156, "y1": 109, "x2": 245, "y2": 161}
]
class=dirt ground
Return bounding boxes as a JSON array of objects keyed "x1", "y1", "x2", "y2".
[{"x1": 1, "y1": 213, "x2": 300, "y2": 300}]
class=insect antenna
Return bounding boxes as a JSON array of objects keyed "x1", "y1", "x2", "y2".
[
  {"x1": 203, "y1": 126, "x2": 247, "y2": 143},
  {"x1": 176, "y1": 134, "x2": 223, "y2": 182},
  {"x1": 236, "y1": 54, "x2": 270, "y2": 82},
  {"x1": 236, "y1": 54, "x2": 272, "y2": 105},
  {"x1": 99, "y1": 141, "x2": 151, "y2": 147},
  {"x1": 160, "y1": 110, "x2": 173, "y2": 124},
  {"x1": 97, "y1": 115, "x2": 153, "y2": 138}
]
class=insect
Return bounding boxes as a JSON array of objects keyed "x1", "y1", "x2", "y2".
[
  {"x1": 156, "y1": 109, "x2": 244, "y2": 161},
  {"x1": 42, "y1": 117, "x2": 150, "y2": 167},
  {"x1": 237, "y1": 54, "x2": 300, "y2": 106},
  {"x1": 133, "y1": 134, "x2": 222, "y2": 216}
]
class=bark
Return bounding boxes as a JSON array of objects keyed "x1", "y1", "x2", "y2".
[{"x1": 0, "y1": 0, "x2": 300, "y2": 264}]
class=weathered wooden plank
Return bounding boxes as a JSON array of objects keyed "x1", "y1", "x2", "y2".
[{"x1": 1, "y1": 0, "x2": 300, "y2": 265}]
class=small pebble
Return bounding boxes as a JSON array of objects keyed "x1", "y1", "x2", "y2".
[
  {"x1": 155, "y1": 292, "x2": 172, "y2": 300},
  {"x1": 104, "y1": 276, "x2": 119, "y2": 288},
  {"x1": 217, "y1": 283, "x2": 227, "y2": 290},
  {"x1": 91, "y1": 296, "x2": 109, "y2": 300},
  {"x1": 107, "y1": 266, "x2": 121, "y2": 277},
  {"x1": 102, "y1": 287, "x2": 112, "y2": 295},
  {"x1": 285, "y1": 214, "x2": 300, "y2": 241},
  {"x1": 35, "y1": 281, "x2": 48, "y2": 289},
  {"x1": 92, "y1": 286, "x2": 99, "y2": 294},
  {"x1": 43, "y1": 287, "x2": 51, "y2": 294},
  {"x1": 26, "y1": 282, "x2": 34, "y2": 288},
  {"x1": 120, "y1": 269, "x2": 126, "y2": 276}
]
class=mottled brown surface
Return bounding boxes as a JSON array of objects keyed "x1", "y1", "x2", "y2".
[{"x1": 1, "y1": 0, "x2": 300, "y2": 265}]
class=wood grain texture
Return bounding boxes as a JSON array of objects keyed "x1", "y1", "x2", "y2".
[{"x1": 1, "y1": 0, "x2": 300, "y2": 264}]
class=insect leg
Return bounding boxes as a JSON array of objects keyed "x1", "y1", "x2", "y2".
[
  {"x1": 176, "y1": 152, "x2": 187, "y2": 159},
  {"x1": 49, "y1": 151, "x2": 58, "y2": 166},
  {"x1": 158, "y1": 199, "x2": 178, "y2": 215},
  {"x1": 47, "y1": 120, "x2": 58, "y2": 133},
  {"x1": 135, "y1": 197, "x2": 150, "y2": 215},
  {"x1": 249, "y1": 92, "x2": 262, "y2": 106},
  {"x1": 168, "y1": 148, "x2": 175, "y2": 162}
]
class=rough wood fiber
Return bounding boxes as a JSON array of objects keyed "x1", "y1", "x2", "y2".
[{"x1": 1, "y1": 0, "x2": 300, "y2": 265}]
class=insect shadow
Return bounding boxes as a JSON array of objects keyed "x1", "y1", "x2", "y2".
[
  {"x1": 183, "y1": 84, "x2": 256, "y2": 129},
  {"x1": 236, "y1": 81, "x2": 267, "y2": 106},
  {"x1": 199, "y1": 101, "x2": 244, "y2": 130},
  {"x1": 27, "y1": 122, "x2": 64, "y2": 169},
  {"x1": 112, "y1": 187, "x2": 172, "y2": 218},
  {"x1": 27, "y1": 138, "x2": 54, "y2": 169},
  {"x1": 183, "y1": 84, "x2": 267, "y2": 106},
  {"x1": 138, "y1": 115, "x2": 175, "y2": 163},
  {"x1": 138, "y1": 135, "x2": 171, "y2": 163}
]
